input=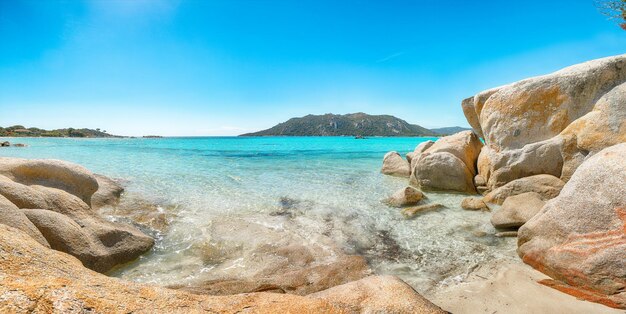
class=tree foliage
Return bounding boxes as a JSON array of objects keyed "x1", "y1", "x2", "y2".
[{"x1": 597, "y1": 0, "x2": 626, "y2": 30}]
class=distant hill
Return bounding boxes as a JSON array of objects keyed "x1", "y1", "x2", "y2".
[
  {"x1": 429, "y1": 126, "x2": 471, "y2": 135},
  {"x1": 241, "y1": 113, "x2": 435, "y2": 137},
  {"x1": 0, "y1": 125, "x2": 121, "y2": 138}
]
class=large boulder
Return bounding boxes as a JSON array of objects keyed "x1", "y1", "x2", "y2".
[
  {"x1": 518, "y1": 143, "x2": 626, "y2": 309},
  {"x1": 480, "y1": 137, "x2": 564, "y2": 191},
  {"x1": 483, "y1": 174, "x2": 565, "y2": 205},
  {"x1": 414, "y1": 152, "x2": 476, "y2": 193},
  {"x1": 559, "y1": 81, "x2": 626, "y2": 181},
  {"x1": 409, "y1": 140, "x2": 435, "y2": 173},
  {"x1": 0, "y1": 224, "x2": 445, "y2": 313},
  {"x1": 381, "y1": 151, "x2": 410, "y2": 177},
  {"x1": 0, "y1": 157, "x2": 99, "y2": 205},
  {"x1": 0, "y1": 157, "x2": 154, "y2": 273},
  {"x1": 412, "y1": 131, "x2": 483, "y2": 193},
  {"x1": 23, "y1": 209, "x2": 153, "y2": 273},
  {"x1": 490, "y1": 192, "x2": 545, "y2": 229},
  {"x1": 479, "y1": 55, "x2": 626, "y2": 151},
  {"x1": 463, "y1": 55, "x2": 626, "y2": 192}
]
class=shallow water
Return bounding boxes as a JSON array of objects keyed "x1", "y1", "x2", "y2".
[{"x1": 0, "y1": 136, "x2": 517, "y2": 296}]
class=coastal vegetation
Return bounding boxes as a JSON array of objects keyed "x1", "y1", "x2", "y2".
[{"x1": 0, "y1": 125, "x2": 119, "y2": 138}]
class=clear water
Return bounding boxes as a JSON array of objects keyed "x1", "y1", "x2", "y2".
[{"x1": 0, "y1": 136, "x2": 517, "y2": 296}]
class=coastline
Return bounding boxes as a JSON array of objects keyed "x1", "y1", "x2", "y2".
[
  {"x1": 1, "y1": 55, "x2": 625, "y2": 312},
  {"x1": 0, "y1": 153, "x2": 620, "y2": 313}
]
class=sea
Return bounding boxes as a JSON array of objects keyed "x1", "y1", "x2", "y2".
[{"x1": 0, "y1": 136, "x2": 516, "y2": 296}]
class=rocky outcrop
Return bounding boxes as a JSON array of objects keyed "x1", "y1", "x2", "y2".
[
  {"x1": 490, "y1": 192, "x2": 545, "y2": 229},
  {"x1": 0, "y1": 157, "x2": 99, "y2": 205},
  {"x1": 0, "y1": 224, "x2": 444, "y2": 313},
  {"x1": 518, "y1": 143, "x2": 626, "y2": 309},
  {"x1": 385, "y1": 186, "x2": 424, "y2": 207},
  {"x1": 412, "y1": 131, "x2": 483, "y2": 193},
  {"x1": 0, "y1": 157, "x2": 153, "y2": 273},
  {"x1": 483, "y1": 174, "x2": 565, "y2": 205},
  {"x1": 381, "y1": 151, "x2": 410, "y2": 177},
  {"x1": 0, "y1": 194, "x2": 49, "y2": 247},
  {"x1": 383, "y1": 132, "x2": 482, "y2": 194},
  {"x1": 464, "y1": 55, "x2": 626, "y2": 193}
]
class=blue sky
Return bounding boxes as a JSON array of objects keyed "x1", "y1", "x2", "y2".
[{"x1": 1, "y1": 0, "x2": 624, "y2": 136}]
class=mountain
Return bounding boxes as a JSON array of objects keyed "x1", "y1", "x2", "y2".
[
  {"x1": 429, "y1": 126, "x2": 471, "y2": 135},
  {"x1": 0, "y1": 125, "x2": 121, "y2": 138},
  {"x1": 241, "y1": 113, "x2": 435, "y2": 137}
]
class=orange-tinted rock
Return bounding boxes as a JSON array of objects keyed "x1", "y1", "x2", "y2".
[
  {"x1": 464, "y1": 55, "x2": 626, "y2": 194},
  {"x1": 518, "y1": 144, "x2": 626, "y2": 309}
]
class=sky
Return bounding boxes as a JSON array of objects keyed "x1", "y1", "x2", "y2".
[{"x1": 1, "y1": 0, "x2": 625, "y2": 136}]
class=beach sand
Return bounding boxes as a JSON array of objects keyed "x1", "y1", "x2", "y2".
[{"x1": 432, "y1": 259, "x2": 623, "y2": 314}]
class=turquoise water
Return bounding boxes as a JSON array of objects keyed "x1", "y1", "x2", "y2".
[{"x1": 0, "y1": 136, "x2": 515, "y2": 296}]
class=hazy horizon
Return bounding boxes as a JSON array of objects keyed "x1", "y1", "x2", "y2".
[{"x1": 2, "y1": 0, "x2": 625, "y2": 136}]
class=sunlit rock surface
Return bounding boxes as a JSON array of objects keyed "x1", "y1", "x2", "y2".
[
  {"x1": 464, "y1": 54, "x2": 626, "y2": 191},
  {"x1": 518, "y1": 144, "x2": 626, "y2": 309}
]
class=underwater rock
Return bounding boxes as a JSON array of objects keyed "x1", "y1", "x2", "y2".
[{"x1": 385, "y1": 186, "x2": 424, "y2": 207}]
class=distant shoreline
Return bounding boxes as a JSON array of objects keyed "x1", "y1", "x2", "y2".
[{"x1": 1, "y1": 135, "x2": 443, "y2": 139}]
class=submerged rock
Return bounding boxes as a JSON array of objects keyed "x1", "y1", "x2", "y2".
[
  {"x1": 518, "y1": 143, "x2": 626, "y2": 309},
  {"x1": 381, "y1": 151, "x2": 411, "y2": 177},
  {"x1": 168, "y1": 214, "x2": 373, "y2": 296},
  {"x1": 385, "y1": 186, "x2": 424, "y2": 207},
  {"x1": 490, "y1": 192, "x2": 545, "y2": 229},
  {"x1": 0, "y1": 224, "x2": 445, "y2": 313},
  {"x1": 461, "y1": 197, "x2": 488, "y2": 211},
  {"x1": 401, "y1": 203, "x2": 444, "y2": 218}
]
